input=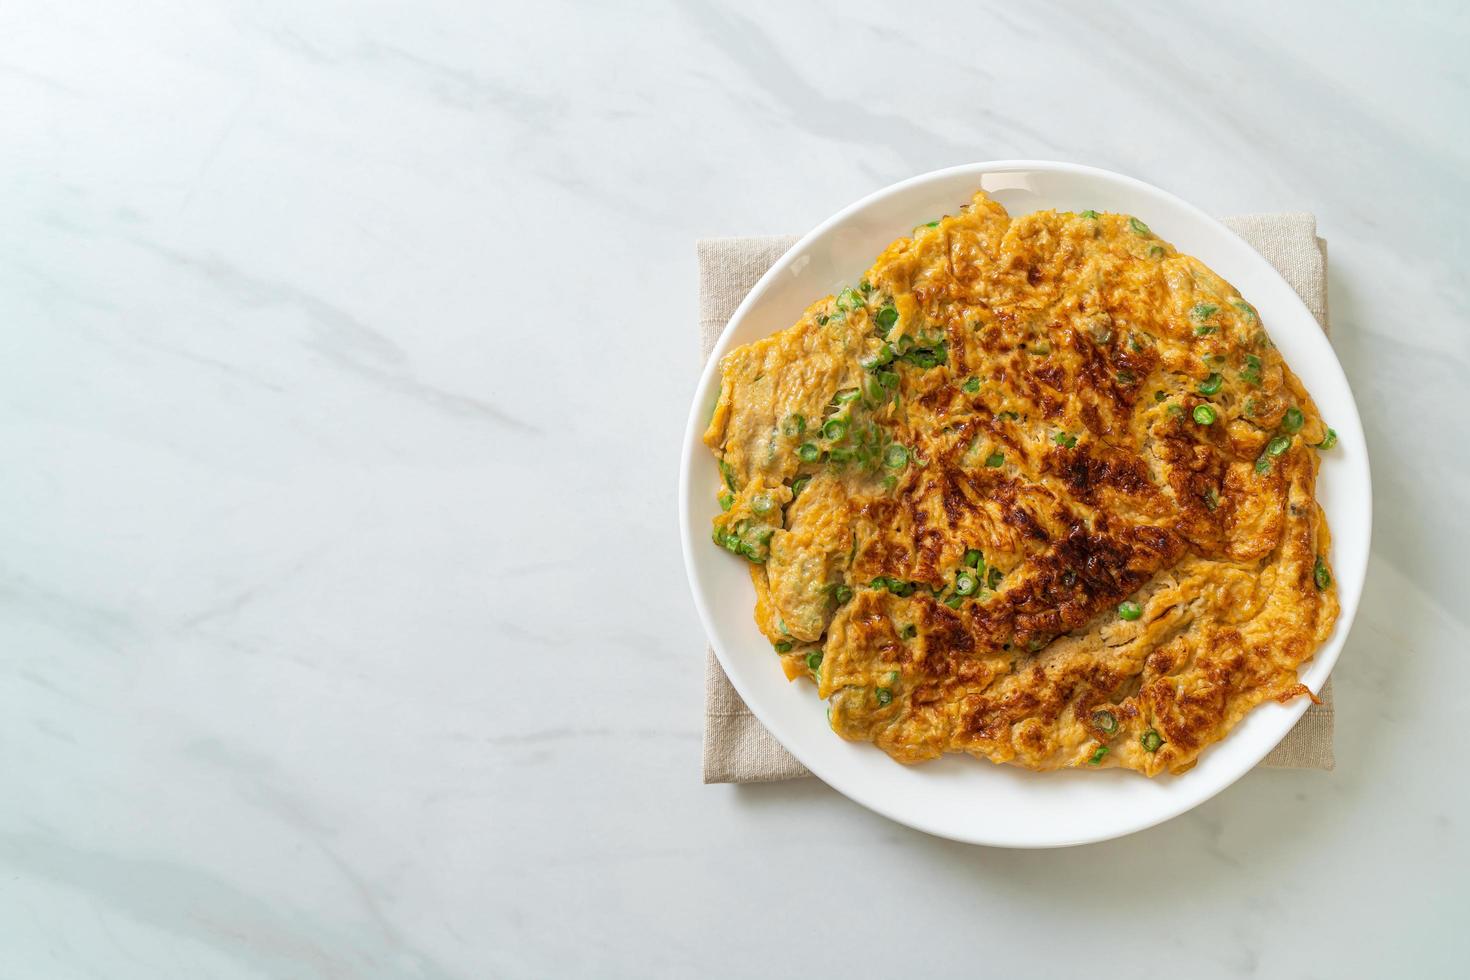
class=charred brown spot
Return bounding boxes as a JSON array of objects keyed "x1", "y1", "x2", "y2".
[
  {"x1": 940, "y1": 471, "x2": 970, "y2": 527},
  {"x1": 999, "y1": 521, "x2": 1184, "y2": 640},
  {"x1": 1003, "y1": 503, "x2": 1050, "y2": 543},
  {"x1": 1146, "y1": 647, "x2": 1176, "y2": 674},
  {"x1": 1033, "y1": 362, "x2": 1066, "y2": 390},
  {"x1": 910, "y1": 682, "x2": 944, "y2": 706},
  {"x1": 1044, "y1": 444, "x2": 1157, "y2": 505},
  {"x1": 1155, "y1": 431, "x2": 1230, "y2": 552},
  {"x1": 920, "y1": 614, "x2": 979, "y2": 663},
  {"x1": 916, "y1": 388, "x2": 950, "y2": 414},
  {"x1": 966, "y1": 686, "x2": 1041, "y2": 741},
  {"x1": 1079, "y1": 402, "x2": 1105, "y2": 436},
  {"x1": 913, "y1": 527, "x2": 946, "y2": 582}
]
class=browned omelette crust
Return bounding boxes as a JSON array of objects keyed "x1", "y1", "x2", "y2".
[{"x1": 703, "y1": 192, "x2": 1339, "y2": 776}]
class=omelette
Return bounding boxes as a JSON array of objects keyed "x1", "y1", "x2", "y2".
[{"x1": 703, "y1": 190, "x2": 1340, "y2": 777}]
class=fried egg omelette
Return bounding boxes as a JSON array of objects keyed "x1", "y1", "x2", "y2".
[{"x1": 704, "y1": 191, "x2": 1342, "y2": 777}]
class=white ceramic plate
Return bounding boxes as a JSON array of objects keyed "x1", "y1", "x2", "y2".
[{"x1": 679, "y1": 162, "x2": 1370, "y2": 847}]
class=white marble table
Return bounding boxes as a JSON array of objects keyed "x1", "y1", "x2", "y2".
[{"x1": 2, "y1": 1, "x2": 1466, "y2": 976}]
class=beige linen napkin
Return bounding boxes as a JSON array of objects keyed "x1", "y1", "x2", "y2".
[{"x1": 699, "y1": 216, "x2": 1336, "y2": 783}]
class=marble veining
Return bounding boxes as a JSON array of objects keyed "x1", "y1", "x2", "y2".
[{"x1": 1, "y1": 1, "x2": 1467, "y2": 976}]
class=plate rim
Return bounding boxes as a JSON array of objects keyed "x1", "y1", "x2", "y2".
[{"x1": 678, "y1": 160, "x2": 1372, "y2": 847}]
